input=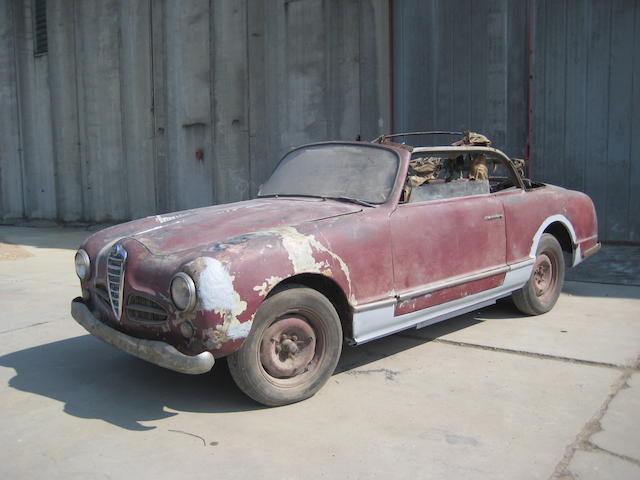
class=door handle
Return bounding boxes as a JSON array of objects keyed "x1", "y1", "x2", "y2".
[{"x1": 484, "y1": 214, "x2": 503, "y2": 221}]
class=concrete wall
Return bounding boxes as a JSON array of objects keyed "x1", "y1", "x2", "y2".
[
  {"x1": 0, "y1": 0, "x2": 390, "y2": 223},
  {"x1": 394, "y1": 0, "x2": 640, "y2": 243}
]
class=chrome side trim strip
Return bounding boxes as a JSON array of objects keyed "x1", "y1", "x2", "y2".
[
  {"x1": 352, "y1": 297, "x2": 396, "y2": 314},
  {"x1": 396, "y1": 265, "x2": 510, "y2": 302},
  {"x1": 352, "y1": 260, "x2": 535, "y2": 345}
]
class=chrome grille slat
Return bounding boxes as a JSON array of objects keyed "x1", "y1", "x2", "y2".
[
  {"x1": 126, "y1": 295, "x2": 168, "y2": 324},
  {"x1": 106, "y1": 244, "x2": 127, "y2": 320}
]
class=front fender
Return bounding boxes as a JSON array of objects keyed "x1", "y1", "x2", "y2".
[{"x1": 185, "y1": 225, "x2": 354, "y2": 358}]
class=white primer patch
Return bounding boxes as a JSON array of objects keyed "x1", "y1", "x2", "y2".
[
  {"x1": 253, "y1": 276, "x2": 283, "y2": 297},
  {"x1": 227, "y1": 320, "x2": 253, "y2": 340},
  {"x1": 195, "y1": 257, "x2": 250, "y2": 348},
  {"x1": 155, "y1": 212, "x2": 190, "y2": 223},
  {"x1": 275, "y1": 227, "x2": 353, "y2": 293},
  {"x1": 197, "y1": 257, "x2": 236, "y2": 311}
]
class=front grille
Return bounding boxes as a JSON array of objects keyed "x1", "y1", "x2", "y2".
[
  {"x1": 126, "y1": 295, "x2": 168, "y2": 324},
  {"x1": 94, "y1": 284, "x2": 111, "y2": 308},
  {"x1": 107, "y1": 244, "x2": 127, "y2": 320}
]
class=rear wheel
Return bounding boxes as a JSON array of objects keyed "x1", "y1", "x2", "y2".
[
  {"x1": 512, "y1": 233, "x2": 565, "y2": 315},
  {"x1": 228, "y1": 286, "x2": 342, "y2": 406}
]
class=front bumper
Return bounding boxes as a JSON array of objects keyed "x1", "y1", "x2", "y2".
[{"x1": 71, "y1": 298, "x2": 215, "y2": 374}]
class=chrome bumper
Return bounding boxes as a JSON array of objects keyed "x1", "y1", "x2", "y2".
[{"x1": 71, "y1": 298, "x2": 214, "y2": 375}]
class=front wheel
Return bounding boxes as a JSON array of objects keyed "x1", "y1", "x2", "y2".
[
  {"x1": 228, "y1": 286, "x2": 342, "y2": 406},
  {"x1": 512, "y1": 233, "x2": 565, "y2": 315}
]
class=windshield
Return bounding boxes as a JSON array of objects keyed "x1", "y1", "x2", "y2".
[{"x1": 258, "y1": 143, "x2": 400, "y2": 204}]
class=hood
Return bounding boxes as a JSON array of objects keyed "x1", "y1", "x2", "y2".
[{"x1": 104, "y1": 198, "x2": 362, "y2": 255}]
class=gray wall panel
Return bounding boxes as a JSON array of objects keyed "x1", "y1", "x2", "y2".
[
  {"x1": 76, "y1": 0, "x2": 128, "y2": 221},
  {"x1": 534, "y1": 0, "x2": 640, "y2": 242},
  {"x1": 0, "y1": 0, "x2": 390, "y2": 224},
  {"x1": 14, "y1": 0, "x2": 56, "y2": 219},
  {"x1": 630, "y1": 3, "x2": 640, "y2": 242},
  {"x1": 212, "y1": 0, "x2": 250, "y2": 205},
  {"x1": 48, "y1": 0, "x2": 82, "y2": 221},
  {"x1": 395, "y1": 0, "x2": 640, "y2": 242},
  {"x1": 394, "y1": 0, "x2": 528, "y2": 154},
  {"x1": 164, "y1": 0, "x2": 214, "y2": 212},
  {"x1": 0, "y1": 0, "x2": 24, "y2": 219},
  {"x1": 119, "y1": 0, "x2": 156, "y2": 219},
  {"x1": 604, "y1": 0, "x2": 634, "y2": 241}
]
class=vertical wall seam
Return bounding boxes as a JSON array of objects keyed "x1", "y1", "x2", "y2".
[
  {"x1": 245, "y1": 0, "x2": 252, "y2": 195},
  {"x1": 582, "y1": 0, "x2": 590, "y2": 185},
  {"x1": 71, "y1": 0, "x2": 83, "y2": 219},
  {"x1": 46, "y1": 1, "x2": 58, "y2": 221},
  {"x1": 357, "y1": 0, "x2": 363, "y2": 137},
  {"x1": 11, "y1": 0, "x2": 26, "y2": 217},
  {"x1": 148, "y1": 0, "x2": 158, "y2": 212},
  {"x1": 627, "y1": 0, "x2": 638, "y2": 238},
  {"x1": 561, "y1": 0, "x2": 568, "y2": 187},
  {"x1": 116, "y1": 4, "x2": 130, "y2": 220},
  {"x1": 604, "y1": 1, "x2": 613, "y2": 240},
  {"x1": 209, "y1": 0, "x2": 216, "y2": 203}
]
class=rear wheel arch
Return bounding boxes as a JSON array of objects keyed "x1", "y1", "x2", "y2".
[
  {"x1": 543, "y1": 221, "x2": 574, "y2": 259},
  {"x1": 530, "y1": 215, "x2": 578, "y2": 265}
]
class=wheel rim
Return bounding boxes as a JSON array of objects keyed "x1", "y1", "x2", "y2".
[
  {"x1": 259, "y1": 314, "x2": 324, "y2": 385},
  {"x1": 532, "y1": 252, "x2": 556, "y2": 301}
]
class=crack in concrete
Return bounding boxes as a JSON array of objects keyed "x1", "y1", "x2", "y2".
[
  {"x1": 584, "y1": 441, "x2": 640, "y2": 468},
  {"x1": 168, "y1": 429, "x2": 206, "y2": 447},
  {"x1": 0, "y1": 321, "x2": 50, "y2": 335},
  {"x1": 397, "y1": 334, "x2": 630, "y2": 370},
  {"x1": 549, "y1": 355, "x2": 640, "y2": 479}
]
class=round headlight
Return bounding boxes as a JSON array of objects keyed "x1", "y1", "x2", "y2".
[
  {"x1": 75, "y1": 249, "x2": 91, "y2": 280},
  {"x1": 170, "y1": 273, "x2": 197, "y2": 312}
]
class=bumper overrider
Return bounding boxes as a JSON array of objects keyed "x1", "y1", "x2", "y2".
[{"x1": 71, "y1": 298, "x2": 214, "y2": 374}]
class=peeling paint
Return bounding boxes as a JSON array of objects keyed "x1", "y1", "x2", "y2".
[
  {"x1": 191, "y1": 256, "x2": 250, "y2": 348},
  {"x1": 271, "y1": 227, "x2": 353, "y2": 295},
  {"x1": 253, "y1": 276, "x2": 284, "y2": 297},
  {"x1": 155, "y1": 212, "x2": 191, "y2": 223},
  {"x1": 227, "y1": 320, "x2": 253, "y2": 340},
  {"x1": 196, "y1": 257, "x2": 236, "y2": 311}
]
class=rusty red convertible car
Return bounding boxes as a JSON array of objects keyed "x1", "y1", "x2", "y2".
[{"x1": 71, "y1": 132, "x2": 600, "y2": 406}]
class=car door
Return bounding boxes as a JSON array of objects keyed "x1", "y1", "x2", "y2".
[{"x1": 390, "y1": 189, "x2": 507, "y2": 316}]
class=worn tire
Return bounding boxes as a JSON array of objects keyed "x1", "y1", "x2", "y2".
[
  {"x1": 512, "y1": 233, "x2": 565, "y2": 315},
  {"x1": 228, "y1": 286, "x2": 342, "y2": 406}
]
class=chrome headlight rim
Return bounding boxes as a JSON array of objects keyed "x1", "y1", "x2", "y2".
[
  {"x1": 75, "y1": 249, "x2": 91, "y2": 280},
  {"x1": 170, "y1": 272, "x2": 197, "y2": 312}
]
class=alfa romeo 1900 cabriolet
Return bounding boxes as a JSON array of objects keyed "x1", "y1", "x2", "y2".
[{"x1": 71, "y1": 132, "x2": 600, "y2": 406}]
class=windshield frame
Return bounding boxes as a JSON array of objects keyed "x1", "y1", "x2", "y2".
[{"x1": 257, "y1": 141, "x2": 403, "y2": 205}]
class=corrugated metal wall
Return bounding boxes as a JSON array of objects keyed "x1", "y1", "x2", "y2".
[
  {"x1": 394, "y1": 0, "x2": 640, "y2": 243},
  {"x1": 393, "y1": 0, "x2": 529, "y2": 157},
  {"x1": 533, "y1": 0, "x2": 640, "y2": 243},
  {"x1": 0, "y1": 0, "x2": 390, "y2": 223}
]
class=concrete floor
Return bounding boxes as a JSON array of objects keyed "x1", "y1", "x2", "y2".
[{"x1": 0, "y1": 226, "x2": 638, "y2": 480}]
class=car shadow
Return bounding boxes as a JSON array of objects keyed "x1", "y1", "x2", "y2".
[
  {"x1": 0, "y1": 309, "x2": 489, "y2": 431},
  {"x1": 0, "y1": 335, "x2": 259, "y2": 430}
]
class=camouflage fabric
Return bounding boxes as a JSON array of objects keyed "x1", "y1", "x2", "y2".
[
  {"x1": 469, "y1": 154, "x2": 489, "y2": 181},
  {"x1": 409, "y1": 156, "x2": 441, "y2": 177},
  {"x1": 452, "y1": 131, "x2": 492, "y2": 147}
]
